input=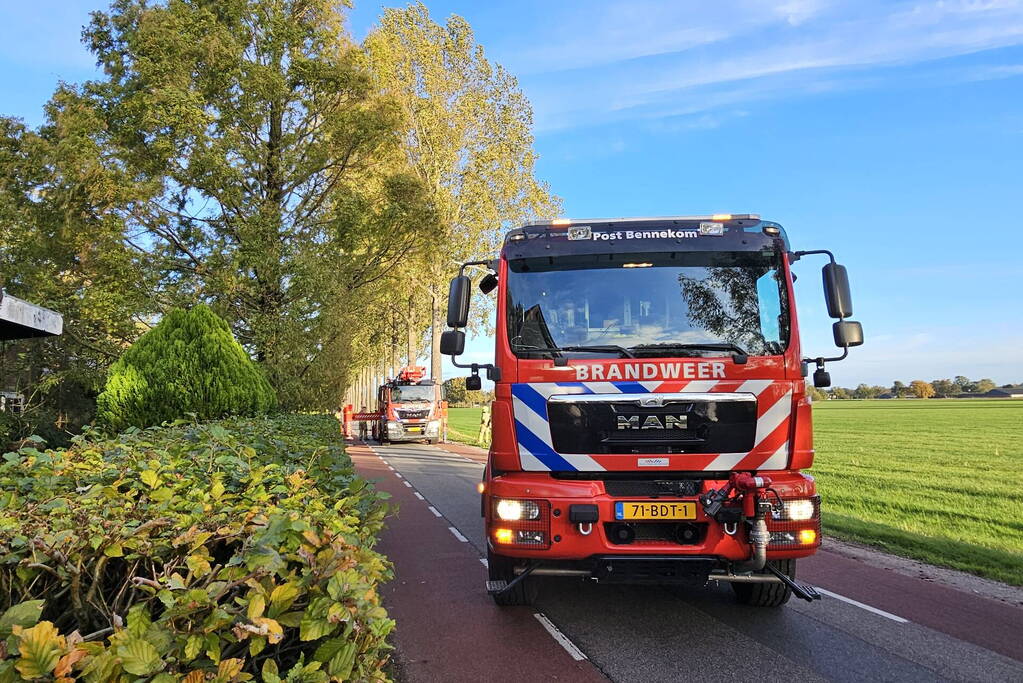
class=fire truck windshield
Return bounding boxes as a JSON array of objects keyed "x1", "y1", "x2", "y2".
[
  {"x1": 391, "y1": 385, "x2": 434, "y2": 402},
  {"x1": 506, "y1": 252, "x2": 789, "y2": 358}
]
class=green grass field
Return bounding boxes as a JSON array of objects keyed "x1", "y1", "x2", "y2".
[
  {"x1": 446, "y1": 406, "x2": 488, "y2": 446},
  {"x1": 445, "y1": 399, "x2": 1023, "y2": 585}
]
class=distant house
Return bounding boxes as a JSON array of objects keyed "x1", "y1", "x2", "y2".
[
  {"x1": 985, "y1": 385, "x2": 1023, "y2": 399},
  {"x1": 877, "y1": 393, "x2": 894, "y2": 399}
]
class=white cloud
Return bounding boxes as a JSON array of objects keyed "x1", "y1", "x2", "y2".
[{"x1": 511, "y1": 0, "x2": 1023, "y2": 131}]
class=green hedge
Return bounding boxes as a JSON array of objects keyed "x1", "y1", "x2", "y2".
[
  {"x1": 0, "y1": 415, "x2": 392, "y2": 681},
  {"x1": 96, "y1": 305, "x2": 277, "y2": 432}
]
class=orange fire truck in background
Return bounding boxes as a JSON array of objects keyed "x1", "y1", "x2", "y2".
[{"x1": 371, "y1": 366, "x2": 444, "y2": 444}]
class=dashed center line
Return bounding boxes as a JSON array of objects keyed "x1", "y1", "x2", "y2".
[
  {"x1": 816, "y1": 588, "x2": 909, "y2": 623},
  {"x1": 428, "y1": 506, "x2": 442, "y2": 517},
  {"x1": 448, "y1": 526, "x2": 469, "y2": 542},
  {"x1": 479, "y1": 557, "x2": 489, "y2": 568},
  {"x1": 403, "y1": 480, "x2": 412, "y2": 488},
  {"x1": 534, "y1": 613, "x2": 587, "y2": 661},
  {"x1": 413, "y1": 492, "x2": 425, "y2": 500}
]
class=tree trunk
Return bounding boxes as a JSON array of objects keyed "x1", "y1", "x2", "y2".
[
  {"x1": 406, "y1": 295, "x2": 417, "y2": 367},
  {"x1": 430, "y1": 283, "x2": 442, "y2": 383}
]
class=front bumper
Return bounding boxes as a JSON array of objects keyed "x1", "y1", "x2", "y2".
[
  {"x1": 386, "y1": 419, "x2": 441, "y2": 441},
  {"x1": 485, "y1": 472, "x2": 820, "y2": 563}
]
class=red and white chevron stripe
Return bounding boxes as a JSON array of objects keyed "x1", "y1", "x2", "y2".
[{"x1": 514, "y1": 379, "x2": 794, "y2": 472}]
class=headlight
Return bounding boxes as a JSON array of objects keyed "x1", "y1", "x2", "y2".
[
  {"x1": 387, "y1": 421, "x2": 401, "y2": 430},
  {"x1": 776, "y1": 499, "x2": 815, "y2": 521},
  {"x1": 427, "y1": 420, "x2": 440, "y2": 433},
  {"x1": 495, "y1": 499, "x2": 540, "y2": 521}
]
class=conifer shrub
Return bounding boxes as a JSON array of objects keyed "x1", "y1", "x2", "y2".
[
  {"x1": 96, "y1": 305, "x2": 276, "y2": 431},
  {"x1": 0, "y1": 414, "x2": 393, "y2": 680}
]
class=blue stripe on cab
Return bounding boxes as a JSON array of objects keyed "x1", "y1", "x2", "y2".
[
  {"x1": 515, "y1": 419, "x2": 576, "y2": 471},
  {"x1": 615, "y1": 382, "x2": 647, "y2": 393},
  {"x1": 511, "y1": 383, "x2": 551, "y2": 418}
]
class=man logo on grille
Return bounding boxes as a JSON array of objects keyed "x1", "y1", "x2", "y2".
[{"x1": 616, "y1": 415, "x2": 687, "y2": 430}]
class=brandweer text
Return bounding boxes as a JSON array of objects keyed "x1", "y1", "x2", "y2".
[{"x1": 573, "y1": 362, "x2": 726, "y2": 381}]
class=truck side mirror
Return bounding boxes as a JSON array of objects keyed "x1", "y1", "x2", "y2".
[
  {"x1": 479, "y1": 273, "x2": 498, "y2": 295},
  {"x1": 822, "y1": 262, "x2": 853, "y2": 319},
  {"x1": 440, "y1": 330, "x2": 465, "y2": 356},
  {"x1": 466, "y1": 374, "x2": 482, "y2": 391},
  {"x1": 447, "y1": 275, "x2": 471, "y2": 328},
  {"x1": 833, "y1": 320, "x2": 864, "y2": 348}
]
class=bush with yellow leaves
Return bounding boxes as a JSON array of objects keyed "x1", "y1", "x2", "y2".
[{"x1": 0, "y1": 415, "x2": 392, "y2": 681}]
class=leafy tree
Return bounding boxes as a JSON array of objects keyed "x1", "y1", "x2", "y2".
[
  {"x1": 953, "y1": 375, "x2": 974, "y2": 393},
  {"x1": 442, "y1": 376, "x2": 467, "y2": 405},
  {"x1": 77, "y1": 0, "x2": 436, "y2": 408},
  {"x1": 96, "y1": 305, "x2": 275, "y2": 430},
  {"x1": 829, "y1": 387, "x2": 851, "y2": 399},
  {"x1": 0, "y1": 107, "x2": 155, "y2": 441},
  {"x1": 931, "y1": 378, "x2": 956, "y2": 398},
  {"x1": 365, "y1": 2, "x2": 558, "y2": 382},
  {"x1": 910, "y1": 380, "x2": 935, "y2": 399},
  {"x1": 807, "y1": 385, "x2": 828, "y2": 402},
  {"x1": 891, "y1": 380, "x2": 909, "y2": 398},
  {"x1": 975, "y1": 378, "x2": 996, "y2": 394},
  {"x1": 853, "y1": 383, "x2": 881, "y2": 399}
]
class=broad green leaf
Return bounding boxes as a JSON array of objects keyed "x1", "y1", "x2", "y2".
[
  {"x1": 117, "y1": 638, "x2": 162, "y2": 676},
  {"x1": 140, "y1": 469, "x2": 160, "y2": 488},
  {"x1": 0, "y1": 600, "x2": 44, "y2": 638},
  {"x1": 184, "y1": 634, "x2": 203, "y2": 661},
  {"x1": 246, "y1": 593, "x2": 265, "y2": 620},
  {"x1": 103, "y1": 543, "x2": 123, "y2": 558}
]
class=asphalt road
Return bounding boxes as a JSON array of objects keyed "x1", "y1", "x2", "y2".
[{"x1": 365, "y1": 441, "x2": 1023, "y2": 682}]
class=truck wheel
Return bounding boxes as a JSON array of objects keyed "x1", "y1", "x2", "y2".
[
  {"x1": 488, "y1": 547, "x2": 537, "y2": 607},
  {"x1": 731, "y1": 559, "x2": 794, "y2": 607},
  {"x1": 428, "y1": 438, "x2": 439, "y2": 445}
]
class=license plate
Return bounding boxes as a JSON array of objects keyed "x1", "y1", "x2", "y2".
[
  {"x1": 406, "y1": 427, "x2": 422, "y2": 433},
  {"x1": 614, "y1": 501, "x2": 696, "y2": 520}
]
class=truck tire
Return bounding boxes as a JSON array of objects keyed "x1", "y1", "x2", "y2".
[
  {"x1": 428, "y1": 438, "x2": 439, "y2": 445},
  {"x1": 731, "y1": 559, "x2": 794, "y2": 607},
  {"x1": 488, "y1": 547, "x2": 538, "y2": 607}
]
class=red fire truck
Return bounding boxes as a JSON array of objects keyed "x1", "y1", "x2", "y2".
[
  {"x1": 371, "y1": 366, "x2": 444, "y2": 444},
  {"x1": 440, "y1": 215, "x2": 862, "y2": 607}
]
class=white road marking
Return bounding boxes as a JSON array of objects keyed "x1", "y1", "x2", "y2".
[
  {"x1": 817, "y1": 588, "x2": 909, "y2": 623},
  {"x1": 403, "y1": 481, "x2": 412, "y2": 488},
  {"x1": 534, "y1": 613, "x2": 587, "y2": 661},
  {"x1": 479, "y1": 558, "x2": 489, "y2": 568},
  {"x1": 413, "y1": 492, "x2": 424, "y2": 500},
  {"x1": 428, "y1": 506, "x2": 442, "y2": 517},
  {"x1": 395, "y1": 472, "x2": 403, "y2": 478},
  {"x1": 448, "y1": 526, "x2": 469, "y2": 542},
  {"x1": 387, "y1": 466, "x2": 394, "y2": 471}
]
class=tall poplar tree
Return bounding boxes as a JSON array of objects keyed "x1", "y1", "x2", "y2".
[{"x1": 365, "y1": 2, "x2": 559, "y2": 382}]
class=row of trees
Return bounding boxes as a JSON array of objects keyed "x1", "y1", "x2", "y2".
[
  {"x1": 441, "y1": 376, "x2": 493, "y2": 406},
  {"x1": 1, "y1": 0, "x2": 555, "y2": 440},
  {"x1": 812, "y1": 375, "x2": 1007, "y2": 400}
]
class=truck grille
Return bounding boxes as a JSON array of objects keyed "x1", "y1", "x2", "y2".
[
  {"x1": 546, "y1": 392, "x2": 756, "y2": 455},
  {"x1": 603, "y1": 479, "x2": 702, "y2": 497},
  {"x1": 397, "y1": 409, "x2": 430, "y2": 419}
]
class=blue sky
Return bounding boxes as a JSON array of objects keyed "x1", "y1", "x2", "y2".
[{"x1": 2, "y1": 1, "x2": 1022, "y2": 387}]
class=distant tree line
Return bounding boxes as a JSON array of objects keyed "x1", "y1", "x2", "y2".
[
  {"x1": 441, "y1": 376, "x2": 494, "y2": 407},
  {"x1": 808, "y1": 375, "x2": 1015, "y2": 401}
]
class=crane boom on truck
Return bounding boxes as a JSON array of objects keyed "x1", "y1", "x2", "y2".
[{"x1": 440, "y1": 215, "x2": 863, "y2": 607}]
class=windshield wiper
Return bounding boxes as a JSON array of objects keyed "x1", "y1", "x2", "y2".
[
  {"x1": 511, "y1": 343, "x2": 636, "y2": 358},
  {"x1": 629, "y1": 342, "x2": 748, "y2": 363}
]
